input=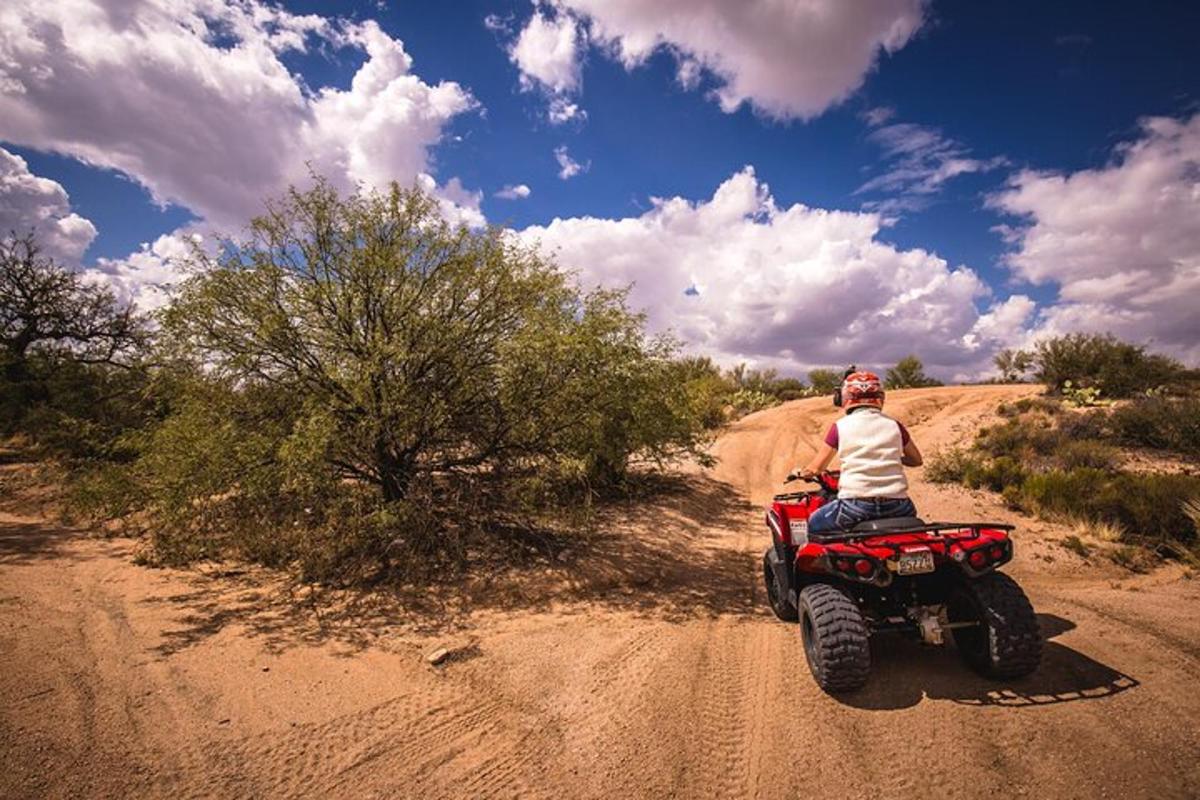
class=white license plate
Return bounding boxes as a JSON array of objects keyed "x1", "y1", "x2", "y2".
[{"x1": 897, "y1": 549, "x2": 935, "y2": 575}]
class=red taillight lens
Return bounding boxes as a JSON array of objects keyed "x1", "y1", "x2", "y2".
[
  {"x1": 990, "y1": 546, "x2": 1004, "y2": 560},
  {"x1": 854, "y1": 559, "x2": 873, "y2": 576},
  {"x1": 968, "y1": 549, "x2": 988, "y2": 568},
  {"x1": 835, "y1": 558, "x2": 851, "y2": 572}
]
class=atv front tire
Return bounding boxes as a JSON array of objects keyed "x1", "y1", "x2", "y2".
[
  {"x1": 763, "y1": 552, "x2": 798, "y2": 622},
  {"x1": 948, "y1": 572, "x2": 1042, "y2": 679},
  {"x1": 798, "y1": 583, "x2": 870, "y2": 692}
]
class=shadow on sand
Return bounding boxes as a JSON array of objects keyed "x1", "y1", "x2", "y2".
[
  {"x1": 836, "y1": 613, "x2": 1139, "y2": 710},
  {"x1": 0, "y1": 517, "x2": 125, "y2": 566},
  {"x1": 129, "y1": 474, "x2": 771, "y2": 657}
]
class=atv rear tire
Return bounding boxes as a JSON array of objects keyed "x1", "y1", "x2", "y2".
[
  {"x1": 763, "y1": 552, "x2": 798, "y2": 622},
  {"x1": 798, "y1": 583, "x2": 870, "y2": 692},
  {"x1": 948, "y1": 572, "x2": 1042, "y2": 679}
]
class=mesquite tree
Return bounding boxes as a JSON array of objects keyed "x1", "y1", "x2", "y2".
[
  {"x1": 1, "y1": 232, "x2": 143, "y2": 432},
  {"x1": 161, "y1": 179, "x2": 708, "y2": 506},
  {"x1": 0, "y1": 233, "x2": 140, "y2": 376}
]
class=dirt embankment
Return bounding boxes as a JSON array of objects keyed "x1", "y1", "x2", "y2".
[{"x1": 2, "y1": 385, "x2": 1199, "y2": 799}]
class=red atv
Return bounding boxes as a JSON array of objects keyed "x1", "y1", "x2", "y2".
[{"x1": 763, "y1": 472, "x2": 1041, "y2": 692}]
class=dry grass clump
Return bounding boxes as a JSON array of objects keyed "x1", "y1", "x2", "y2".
[{"x1": 1066, "y1": 516, "x2": 1125, "y2": 544}]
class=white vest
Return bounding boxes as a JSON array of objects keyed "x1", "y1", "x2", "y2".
[{"x1": 834, "y1": 409, "x2": 909, "y2": 499}]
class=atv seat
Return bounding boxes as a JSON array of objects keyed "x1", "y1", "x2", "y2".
[{"x1": 850, "y1": 516, "x2": 927, "y2": 532}]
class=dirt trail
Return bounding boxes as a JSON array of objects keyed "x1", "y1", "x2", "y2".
[{"x1": 3, "y1": 386, "x2": 1200, "y2": 799}]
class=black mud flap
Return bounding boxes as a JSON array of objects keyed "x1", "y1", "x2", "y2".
[{"x1": 765, "y1": 546, "x2": 796, "y2": 609}]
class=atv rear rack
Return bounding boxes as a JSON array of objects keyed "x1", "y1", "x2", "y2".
[
  {"x1": 810, "y1": 522, "x2": 1015, "y2": 544},
  {"x1": 772, "y1": 491, "x2": 817, "y2": 502}
]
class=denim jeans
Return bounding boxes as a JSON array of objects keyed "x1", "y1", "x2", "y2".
[{"x1": 808, "y1": 497, "x2": 917, "y2": 534}]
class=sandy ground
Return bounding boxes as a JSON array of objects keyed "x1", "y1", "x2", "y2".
[{"x1": 2, "y1": 385, "x2": 1199, "y2": 799}]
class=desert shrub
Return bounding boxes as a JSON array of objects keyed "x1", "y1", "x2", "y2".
[
  {"x1": 770, "y1": 377, "x2": 808, "y2": 397},
  {"x1": 993, "y1": 348, "x2": 1034, "y2": 383},
  {"x1": 776, "y1": 386, "x2": 809, "y2": 402},
  {"x1": 974, "y1": 412, "x2": 1119, "y2": 473},
  {"x1": 1015, "y1": 469, "x2": 1200, "y2": 548},
  {"x1": 724, "y1": 364, "x2": 813, "y2": 408},
  {"x1": 728, "y1": 389, "x2": 778, "y2": 417},
  {"x1": 884, "y1": 355, "x2": 943, "y2": 389},
  {"x1": 925, "y1": 447, "x2": 982, "y2": 484},
  {"x1": 1033, "y1": 333, "x2": 1180, "y2": 397},
  {"x1": 926, "y1": 447, "x2": 1027, "y2": 492},
  {"x1": 1013, "y1": 468, "x2": 1112, "y2": 517},
  {"x1": 976, "y1": 418, "x2": 1062, "y2": 460},
  {"x1": 1109, "y1": 545, "x2": 1155, "y2": 573},
  {"x1": 1106, "y1": 474, "x2": 1200, "y2": 546},
  {"x1": 807, "y1": 368, "x2": 841, "y2": 394},
  {"x1": 977, "y1": 456, "x2": 1029, "y2": 492},
  {"x1": 1108, "y1": 396, "x2": 1200, "y2": 455},
  {"x1": 998, "y1": 396, "x2": 1064, "y2": 420},
  {"x1": 941, "y1": 395, "x2": 1200, "y2": 561},
  {"x1": 66, "y1": 459, "x2": 148, "y2": 522},
  {"x1": 1012, "y1": 396, "x2": 1063, "y2": 416},
  {"x1": 1053, "y1": 440, "x2": 1122, "y2": 472},
  {"x1": 1056, "y1": 409, "x2": 1107, "y2": 440}
]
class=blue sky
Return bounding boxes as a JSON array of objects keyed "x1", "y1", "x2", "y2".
[{"x1": 1, "y1": 0, "x2": 1198, "y2": 376}]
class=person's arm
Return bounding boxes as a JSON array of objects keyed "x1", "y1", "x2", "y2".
[
  {"x1": 802, "y1": 443, "x2": 837, "y2": 476},
  {"x1": 788, "y1": 442, "x2": 837, "y2": 480},
  {"x1": 902, "y1": 438, "x2": 923, "y2": 467}
]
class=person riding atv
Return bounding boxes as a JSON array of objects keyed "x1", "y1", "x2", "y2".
[{"x1": 788, "y1": 369, "x2": 924, "y2": 534}]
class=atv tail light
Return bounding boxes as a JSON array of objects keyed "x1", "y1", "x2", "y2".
[
  {"x1": 990, "y1": 546, "x2": 1004, "y2": 560},
  {"x1": 835, "y1": 558, "x2": 851, "y2": 572},
  {"x1": 854, "y1": 559, "x2": 873, "y2": 576},
  {"x1": 968, "y1": 549, "x2": 988, "y2": 568}
]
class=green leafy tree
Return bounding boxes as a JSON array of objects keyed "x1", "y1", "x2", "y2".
[
  {"x1": 1, "y1": 232, "x2": 144, "y2": 438},
  {"x1": 723, "y1": 363, "x2": 810, "y2": 407},
  {"x1": 671, "y1": 356, "x2": 732, "y2": 429},
  {"x1": 729, "y1": 363, "x2": 778, "y2": 394},
  {"x1": 807, "y1": 368, "x2": 841, "y2": 395},
  {"x1": 993, "y1": 348, "x2": 1034, "y2": 383},
  {"x1": 884, "y1": 355, "x2": 943, "y2": 389},
  {"x1": 122, "y1": 179, "x2": 718, "y2": 571},
  {"x1": 1033, "y1": 333, "x2": 1180, "y2": 397},
  {"x1": 159, "y1": 179, "x2": 710, "y2": 506}
]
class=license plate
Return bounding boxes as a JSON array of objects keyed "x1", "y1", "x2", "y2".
[{"x1": 897, "y1": 549, "x2": 935, "y2": 575}]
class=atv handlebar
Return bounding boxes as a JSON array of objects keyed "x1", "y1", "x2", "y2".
[{"x1": 784, "y1": 470, "x2": 839, "y2": 494}]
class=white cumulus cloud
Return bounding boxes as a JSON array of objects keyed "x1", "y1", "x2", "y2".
[
  {"x1": 89, "y1": 231, "x2": 200, "y2": 312},
  {"x1": 521, "y1": 167, "x2": 996, "y2": 374},
  {"x1": 496, "y1": 184, "x2": 532, "y2": 200},
  {"x1": 510, "y1": 7, "x2": 584, "y2": 95},
  {"x1": 0, "y1": 0, "x2": 478, "y2": 230},
  {"x1": 502, "y1": 5, "x2": 587, "y2": 125},
  {"x1": 554, "y1": 145, "x2": 588, "y2": 180},
  {"x1": 537, "y1": 0, "x2": 927, "y2": 120},
  {"x1": 991, "y1": 113, "x2": 1200, "y2": 362},
  {"x1": 0, "y1": 146, "x2": 97, "y2": 263}
]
